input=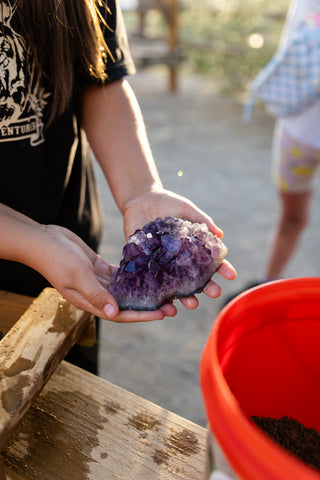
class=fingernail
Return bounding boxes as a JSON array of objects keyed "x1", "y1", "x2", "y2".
[
  {"x1": 103, "y1": 304, "x2": 116, "y2": 317},
  {"x1": 206, "y1": 284, "x2": 221, "y2": 297}
]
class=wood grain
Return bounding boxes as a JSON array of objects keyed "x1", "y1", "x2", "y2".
[
  {"x1": 0, "y1": 288, "x2": 92, "y2": 451},
  {"x1": 1, "y1": 361, "x2": 210, "y2": 479}
]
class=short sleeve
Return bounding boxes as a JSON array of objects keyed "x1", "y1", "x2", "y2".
[
  {"x1": 78, "y1": 0, "x2": 136, "y2": 86},
  {"x1": 102, "y1": 0, "x2": 136, "y2": 81}
]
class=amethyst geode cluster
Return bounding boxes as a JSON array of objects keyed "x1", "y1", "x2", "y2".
[{"x1": 109, "y1": 216, "x2": 227, "y2": 310}]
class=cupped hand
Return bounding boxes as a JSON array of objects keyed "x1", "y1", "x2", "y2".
[
  {"x1": 122, "y1": 187, "x2": 237, "y2": 309},
  {"x1": 33, "y1": 225, "x2": 177, "y2": 323}
]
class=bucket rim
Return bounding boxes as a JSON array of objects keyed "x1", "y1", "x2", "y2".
[{"x1": 200, "y1": 277, "x2": 320, "y2": 480}]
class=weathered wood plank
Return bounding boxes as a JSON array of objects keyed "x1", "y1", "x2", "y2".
[
  {"x1": 1, "y1": 361, "x2": 210, "y2": 479},
  {"x1": 0, "y1": 288, "x2": 92, "y2": 451}
]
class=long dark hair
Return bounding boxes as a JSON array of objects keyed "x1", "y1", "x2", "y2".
[{"x1": 13, "y1": 0, "x2": 110, "y2": 122}]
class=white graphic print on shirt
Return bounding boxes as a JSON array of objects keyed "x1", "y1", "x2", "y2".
[{"x1": 0, "y1": 0, "x2": 49, "y2": 146}]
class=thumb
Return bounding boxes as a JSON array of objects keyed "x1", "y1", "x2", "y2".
[
  {"x1": 85, "y1": 285, "x2": 120, "y2": 319},
  {"x1": 64, "y1": 278, "x2": 119, "y2": 319}
]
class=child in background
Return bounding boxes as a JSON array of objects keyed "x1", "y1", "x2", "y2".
[
  {"x1": 225, "y1": 0, "x2": 320, "y2": 303},
  {"x1": 264, "y1": 0, "x2": 320, "y2": 283}
]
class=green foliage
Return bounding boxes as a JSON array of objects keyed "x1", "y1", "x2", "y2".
[
  {"x1": 123, "y1": 0, "x2": 290, "y2": 94},
  {"x1": 180, "y1": 0, "x2": 290, "y2": 93}
]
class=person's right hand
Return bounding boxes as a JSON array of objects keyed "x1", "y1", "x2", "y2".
[{"x1": 30, "y1": 225, "x2": 177, "y2": 322}]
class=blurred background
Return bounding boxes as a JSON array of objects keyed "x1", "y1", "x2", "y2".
[
  {"x1": 121, "y1": 0, "x2": 290, "y2": 95},
  {"x1": 95, "y1": 0, "x2": 320, "y2": 429}
]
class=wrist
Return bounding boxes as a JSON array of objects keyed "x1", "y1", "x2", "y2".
[
  {"x1": 11, "y1": 222, "x2": 47, "y2": 268},
  {"x1": 0, "y1": 204, "x2": 44, "y2": 265},
  {"x1": 121, "y1": 182, "x2": 164, "y2": 215}
]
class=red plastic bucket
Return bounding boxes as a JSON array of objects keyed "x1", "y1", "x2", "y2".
[{"x1": 200, "y1": 277, "x2": 320, "y2": 480}]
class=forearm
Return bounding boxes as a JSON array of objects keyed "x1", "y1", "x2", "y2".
[
  {"x1": 0, "y1": 203, "x2": 43, "y2": 266},
  {"x1": 80, "y1": 78, "x2": 163, "y2": 213}
]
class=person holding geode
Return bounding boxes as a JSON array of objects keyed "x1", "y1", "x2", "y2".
[{"x1": 0, "y1": 1, "x2": 236, "y2": 371}]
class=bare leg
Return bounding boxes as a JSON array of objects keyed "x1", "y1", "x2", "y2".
[{"x1": 264, "y1": 189, "x2": 312, "y2": 280}]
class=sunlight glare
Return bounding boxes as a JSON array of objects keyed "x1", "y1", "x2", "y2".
[{"x1": 248, "y1": 33, "x2": 264, "y2": 49}]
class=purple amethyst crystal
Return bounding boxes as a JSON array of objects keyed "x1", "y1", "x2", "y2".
[{"x1": 109, "y1": 216, "x2": 228, "y2": 311}]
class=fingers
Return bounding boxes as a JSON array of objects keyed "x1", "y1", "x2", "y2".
[
  {"x1": 179, "y1": 282, "x2": 222, "y2": 308},
  {"x1": 159, "y1": 302, "x2": 177, "y2": 316},
  {"x1": 63, "y1": 285, "x2": 164, "y2": 323},
  {"x1": 203, "y1": 280, "x2": 222, "y2": 298},
  {"x1": 63, "y1": 285, "x2": 119, "y2": 319},
  {"x1": 217, "y1": 260, "x2": 237, "y2": 280},
  {"x1": 179, "y1": 296, "x2": 199, "y2": 309},
  {"x1": 208, "y1": 223, "x2": 223, "y2": 238},
  {"x1": 202, "y1": 262, "x2": 237, "y2": 299},
  {"x1": 179, "y1": 261, "x2": 237, "y2": 307},
  {"x1": 105, "y1": 309, "x2": 166, "y2": 323},
  {"x1": 63, "y1": 280, "x2": 178, "y2": 323},
  {"x1": 109, "y1": 300, "x2": 178, "y2": 323}
]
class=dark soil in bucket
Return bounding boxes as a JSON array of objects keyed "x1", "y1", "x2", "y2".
[{"x1": 251, "y1": 415, "x2": 320, "y2": 473}]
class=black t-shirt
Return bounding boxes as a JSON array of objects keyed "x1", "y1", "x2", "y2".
[{"x1": 0, "y1": 1, "x2": 135, "y2": 296}]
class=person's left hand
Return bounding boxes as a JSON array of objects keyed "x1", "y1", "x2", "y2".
[{"x1": 122, "y1": 187, "x2": 237, "y2": 309}]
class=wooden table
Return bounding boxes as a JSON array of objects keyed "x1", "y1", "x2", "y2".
[
  {"x1": 1, "y1": 361, "x2": 210, "y2": 479},
  {"x1": 0, "y1": 289, "x2": 210, "y2": 479}
]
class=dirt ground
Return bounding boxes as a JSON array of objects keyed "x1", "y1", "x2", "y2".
[{"x1": 95, "y1": 67, "x2": 320, "y2": 429}]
